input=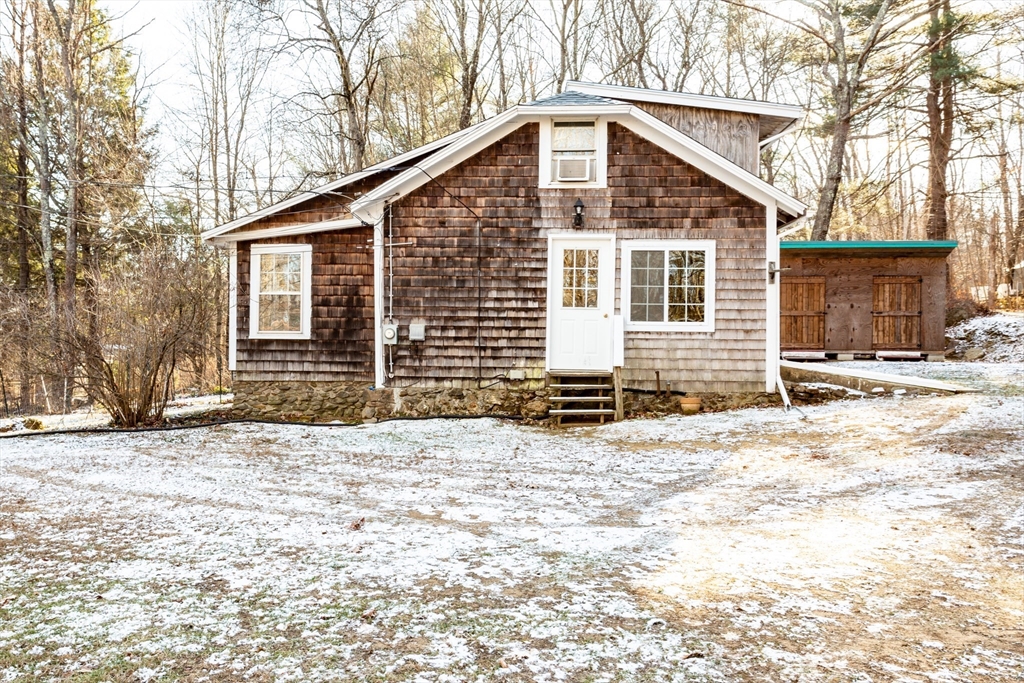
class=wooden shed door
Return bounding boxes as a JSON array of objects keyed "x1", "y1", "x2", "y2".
[
  {"x1": 780, "y1": 277, "x2": 826, "y2": 350},
  {"x1": 872, "y1": 276, "x2": 922, "y2": 349}
]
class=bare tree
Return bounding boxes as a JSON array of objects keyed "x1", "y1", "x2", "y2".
[
  {"x1": 733, "y1": 0, "x2": 938, "y2": 240},
  {"x1": 430, "y1": 0, "x2": 494, "y2": 128},
  {"x1": 542, "y1": 0, "x2": 599, "y2": 91}
]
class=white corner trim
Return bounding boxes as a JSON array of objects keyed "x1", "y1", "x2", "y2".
[
  {"x1": 210, "y1": 217, "x2": 364, "y2": 244},
  {"x1": 765, "y1": 202, "x2": 780, "y2": 393},
  {"x1": 248, "y1": 243, "x2": 312, "y2": 340},
  {"x1": 373, "y1": 215, "x2": 385, "y2": 388},
  {"x1": 228, "y1": 243, "x2": 237, "y2": 372},
  {"x1": 620, "y1": 239, "x2": 717, "y2": 333},
  {"x1": 564, "y1": 81, "x2": 804, "y2": 121}
]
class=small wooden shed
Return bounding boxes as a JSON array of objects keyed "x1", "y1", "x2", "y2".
[{"x1": 779, "y1": 240, "x2": 957, "y2": 360}]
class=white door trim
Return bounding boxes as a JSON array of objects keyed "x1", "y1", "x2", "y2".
[{"x1": 545, "y1": 232, "x2": 616, "y2": 373}]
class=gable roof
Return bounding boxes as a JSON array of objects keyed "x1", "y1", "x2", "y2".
[
  {"x1": 204, "y1": 83, "x2": 807, "y2": 242},
  {"x1": 348, "y1": 102, "x2": 806, "y2": 225},
  {"x1": 564, "y1": 81, "x2": 802, "y2": 141}
]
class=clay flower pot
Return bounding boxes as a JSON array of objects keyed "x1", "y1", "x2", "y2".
[{"x1": 679, "y1": 396, "x2": 701, "y2": 415}]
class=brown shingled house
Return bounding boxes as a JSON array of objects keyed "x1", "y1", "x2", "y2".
[{"x1": 202, "y1": 82, "x2": 807, "y2": 422}]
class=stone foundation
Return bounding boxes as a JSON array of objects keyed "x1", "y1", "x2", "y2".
[
  {"x1": 231, "y1": 381, "x2": 552, "y2": 422},
  {"x1": 231, "y1": 380, "x2": 854, "y2": 424}
]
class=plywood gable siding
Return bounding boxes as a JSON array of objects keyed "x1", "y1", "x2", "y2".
[
  {"x1": 632, "y1": 102, "x2": 760, "y2": 175},
  {"x1": 235, "y1": 227, "x2": 376, "y2": 382},
  {"x1": 385, "y1": 122, "x2": 766, "y2": 393}
]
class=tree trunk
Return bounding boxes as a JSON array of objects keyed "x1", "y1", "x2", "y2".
[
  {"x1": 925, "y1": 0, "x2": 954, "y2": 241},
  {"x1": 811, "y1": 102, "x2": 851, "y2": 240},
  {"x1": 48, "y1": 0, "x2": 85, "y2": 410},
  {"x1": 32, "y1": 2, "x2": 57, "y2": 324}
]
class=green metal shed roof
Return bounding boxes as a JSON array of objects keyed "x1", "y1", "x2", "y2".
[{"x1": 780, "y1": 240, "x2": 957, "y2": 250}]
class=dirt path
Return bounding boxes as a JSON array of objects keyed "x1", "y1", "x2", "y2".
[{"x1": 1, "y1": 383, "x2": 1022, "y2": 681}]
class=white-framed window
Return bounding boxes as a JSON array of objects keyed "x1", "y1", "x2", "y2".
[
  {"x1": 621, "y1": 240, "x2": 716, "y2": 332},
  {"x1": 538, "y1": 117, "x2": 607, "y2": 188},
  {"x1": 249, "y1": 243, "x2": 312, "y2": 340}
]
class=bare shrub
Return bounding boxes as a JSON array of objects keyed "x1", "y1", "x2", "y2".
[
  {"x1": 75, "y1": 247, "x2": 215, "y2": 427},
  {"x1": 946, "y1": 294, "x2": 990, "y2": 329}
]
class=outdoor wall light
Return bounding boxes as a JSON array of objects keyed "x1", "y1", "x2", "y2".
[{"x1": 573, "y1": 198, "x2": 584, "y2": 228}]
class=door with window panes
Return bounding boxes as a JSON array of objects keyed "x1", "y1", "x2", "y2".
[{"x1": 548, "y1": 237, "x2": 615, "y2": 371}]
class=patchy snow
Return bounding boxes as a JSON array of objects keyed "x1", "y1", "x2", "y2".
[
  {"x1": 947, "y1": 312, "x2": 1024, "y2": 363},
  {"x1": 1, "y1": 371, "x2": 1022, "y2": 681},
  {"x1": 0, "y1": 393, "x2": 232, "y2": 433},
  {"x1": 831, "y1": 360, "x2": 1024, "y2": 395}
]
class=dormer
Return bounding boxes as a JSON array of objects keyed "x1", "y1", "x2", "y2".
[{"x1": 564, "y1": 82, "x2": 802, "y2": 175}]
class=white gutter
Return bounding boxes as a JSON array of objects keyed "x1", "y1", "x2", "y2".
[{"x1": 210, "y1": 217, "x2": 365, "y2": 245}]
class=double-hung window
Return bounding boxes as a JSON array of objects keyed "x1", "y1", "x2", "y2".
[
  {"x1": 622, "y1": 240, "x2": 716, "y2": 332},
  {"x1": 249, "y1": 244, "x2": 312, "y2": 339},
  {"x1": 539, "y1": 118, "x2": 607, "y2": 187},
  {"x1": 551, "y1": 122, "x2": 596, "y2": 182}
]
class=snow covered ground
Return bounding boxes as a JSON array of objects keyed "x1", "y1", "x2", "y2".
[
  {"x1": 830, "y1": 360, "x2": 1024, "y2": 395},
  {"x1": 1, "y1": 370, "x2": 1022, "y2": 681},
  {"x1": 947, "y1": 312, "x2": 1024, "y2": 363},
  {"x1": 0, "y1": 393, "x2": 233, "y2": 433}
]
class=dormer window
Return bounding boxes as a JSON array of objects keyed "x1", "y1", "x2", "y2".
[
  {"x1": 552, "y1": 122, "x2": 596, "y2": 182},
  {"x1": 539, "y1": 117, "x2": 607, "y2": 188}
]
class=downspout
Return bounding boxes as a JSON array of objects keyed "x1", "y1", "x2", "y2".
[
  {"x1": 374, "y1": 213, "x2": 385, "y2": 387},
  {"x1": 765, "y1": 200, "x2": 780, "y2": 393},
  {"x1": 228, "y1": 243, "x2": 237, "y2": 373},
  {"x1": 476, "y1": 215, "x2": 482, "y2": 387}
]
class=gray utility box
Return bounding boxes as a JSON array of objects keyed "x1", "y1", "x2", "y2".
[
  {"x1": 408, "y1": 322, "x2": 426, "y2": 342},
  {"x1": 382, "y1": 322, "x2": 399, "y2": 345}
]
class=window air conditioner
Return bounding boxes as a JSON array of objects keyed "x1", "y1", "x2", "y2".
[{"x1": 555, "y1": 157, "x2": 593, "y2": 182}]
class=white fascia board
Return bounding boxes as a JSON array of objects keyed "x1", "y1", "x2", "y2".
[
  {"x1": 201, "y1": 171, "x2": 375, "y2": 242},
  {"x1": 350, "y1": 104, "x2": 634, "y2": 224},
  {"x1": 759, "y1": 119, "x2": 801, "y2": 148},
  {"x1": 619, "y1": 107, "x2": 807, "y2": 217},
  {"x1": 565, "y1": 81, "x2": 804, "y2": 121},
  {"x1": 209, "y1": 217, "x2": 365, "y2": 245},
  {"x1": 201, "y1": 126, "x2": 483, "y2": 243},
  {"x1": 350, "y1": 106, "x2": 535, "y2": 224}
]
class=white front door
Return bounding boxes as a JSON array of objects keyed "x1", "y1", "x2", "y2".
[{"x1": 548, "y1": 235, "x2": 615, "y2": 372}]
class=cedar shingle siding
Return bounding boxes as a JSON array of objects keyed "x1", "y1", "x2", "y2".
[
  {"x1": 236, "y1": 227, "x2": 376, "y2": 382},
  {"x1": 234, "y1": 121, "x2": 767, "y2": 392}
]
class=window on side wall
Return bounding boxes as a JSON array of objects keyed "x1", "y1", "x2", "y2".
[
  {"x1": 249, "y1": 244, "x2": 312, "y2": 339},
  {"x1": 622, "y1": 240, "x2": 716, "y2": 332}
]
